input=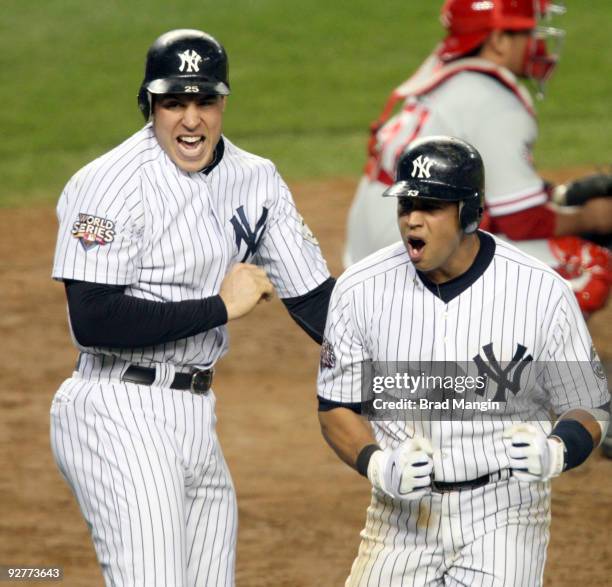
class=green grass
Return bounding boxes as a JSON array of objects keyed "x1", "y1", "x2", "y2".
[{"x1": 1, "y1": 0, "x2": 610, "y2": 206}]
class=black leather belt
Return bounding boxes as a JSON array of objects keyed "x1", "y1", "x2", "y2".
[
  {"x1": 431, "y1": 470, "x2": 509, "y2": 493},
  {"x1": 122, "y1": 365, "x2": 213, "y2": 395}
]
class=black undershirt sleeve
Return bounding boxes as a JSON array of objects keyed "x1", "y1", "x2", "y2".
[
  {"x1": 317, "y1": 395, "x2": 363, "y2": 414},
  {"x1": 281, "y1": 277, "x2": 336, "y2": 345},
  {"x1": 65, "y1": 280, "x2": 228, "y2": 348}
]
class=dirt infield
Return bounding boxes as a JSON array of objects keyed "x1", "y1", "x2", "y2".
[{"x1": 0, "y1": 177, "x2": 610, "y2": 586}]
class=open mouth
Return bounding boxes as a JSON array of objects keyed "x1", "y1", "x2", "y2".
[
  {"x1": 409, "y1": 238, "x2": 425, "y2": 251},
  {"x1": 407, "y1": 237, "x2": 426, "y2": 262},
  {"x1": 177, "y1": 135, "x2": 205, "y2": 150}
]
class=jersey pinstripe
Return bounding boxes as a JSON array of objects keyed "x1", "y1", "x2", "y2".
[
  {"x1": 52, "y1": 123, "x2": 329, "y2": 368},
  {"x1": 319, "y1": 234, "x2": 607, "y2": 482},
  {"x1": 345, "y1": 473, "x2": 551, "y2": 586},
  {"x1": 51, "y1": 376, "x2": 236, "y2": 586},
  {"x1": 51, "y1": 122, "x2": 330, "y2": 586},
  {"x1": 319, "y1": 234, "x2": 606, "y2": 586}
]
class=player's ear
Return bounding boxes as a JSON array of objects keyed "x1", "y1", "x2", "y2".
[
  {"x1": 482, "y1": 29, "x2": 508, "y2": 59},
  {"x1": 221, "y1": 96, "x2": 227, "y2": 112}
]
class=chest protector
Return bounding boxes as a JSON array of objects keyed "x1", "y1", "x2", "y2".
[{"x1": 365, "y1": 54, "x2": 536, "y2": 180}]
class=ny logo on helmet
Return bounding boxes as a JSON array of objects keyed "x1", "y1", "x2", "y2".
[
  {"x1": 411, "y1": 155, "x2": 434, "y2": 179},
  {"x1": 178, "y1": 49, "x2": 202, "y2": 73}
]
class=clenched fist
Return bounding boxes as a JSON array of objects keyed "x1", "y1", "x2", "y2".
[
  {"x1": 367, "y1": 437, "x2": 434, "y2": 500},
  {"x1": 503, "y1": 423, "x2": 565, "y2": 482},
  {"x1": 219, "y1": 263, "x2": 274, "y2": 321}
]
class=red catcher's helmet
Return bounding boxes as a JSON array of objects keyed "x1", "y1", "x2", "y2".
[
  {"x1": 438, "y1": 0, "x2": 565, "y2": 92},
  {"x1": 439, "y1": 0, "x2": 536, "y2": 61},
  {"x1": 438, "y1": 0, "x2": 565, "y2": 79}
]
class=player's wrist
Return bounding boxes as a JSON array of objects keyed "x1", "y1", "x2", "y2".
[
  {"x1": 363, "y1": 446, "x2": 387, "y2": 491},
  {"x1": 356, "y1": 443, "x2": 381, "y2": 478},
  {"x1": 549, "y1": 419, "x2": 594, "y2": 472},
  {"x1": 209, "y1": 295, "x2": 228, "y2": 326}
]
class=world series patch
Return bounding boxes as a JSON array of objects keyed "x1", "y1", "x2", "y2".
[
  {"x1": 72, "y1": 213, "x2": 116, "y2": 250},
  {"x1": 590, "y1": 344, "x2": 606, "y2": 380},
  {"x1": 298, "y1": 214, "x2": 319, "y2": 245},
  {"x1": 320, "y1": 338, "x2": 336, "y2": 370}
]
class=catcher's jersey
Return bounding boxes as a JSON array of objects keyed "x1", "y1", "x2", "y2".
[
  {"x1": 345, "y1": 59, "x2": 546, "y2": 265},
  {"x1": 53, "y1": 124, "x2": 329, "y2": 368},
  {"x1": 318, "y1": 233, "x2": 607, "y2": 482}
]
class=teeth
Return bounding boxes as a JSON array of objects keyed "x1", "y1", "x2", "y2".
[{"x1": 179, "y1": 136, "x2": 202, "y2": 144}]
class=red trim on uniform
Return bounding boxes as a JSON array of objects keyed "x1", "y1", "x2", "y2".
[
  {"x1": 411, "y1": 65, "x2": 536, "y2": 118},
  {"x1": 365, "y1": 94, "x2": 416, "y2": 173},
  {"x1": 366, "y1": 104, "x2": 426, "y2": 180},
  {"x1": 372, "y1": 108, "x2": 431, "y2": 187},
  {"x1": 378, "y1": 59, "x2": 536, "y2": 126},
  {"x1": 403, "y1": 103, "x2": 418, "y2": 114},
  {"x1": 375, "y1": 168, "x2": 395, "y2": 186},
  {"x1": 487, "y1": 188, "x2": 547, "y2": 209},
  {"x1": 479, "y1": 210, "x2": 493, "y2": 232},
  {"x1": 488, "y1": 204, "x2": 556, "y2": 240},
  {"x1": 365, "y1": 57, "x2": 536, "y2": 179},
  {"x1": 393, "y1": 108, "x2": 431, "y2": 167}
]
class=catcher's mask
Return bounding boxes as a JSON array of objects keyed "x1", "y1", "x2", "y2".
[
  {"x1": 382, "y1": 136, "x2": 485, "y2": 235},
  {"x1": 138, "y1": 29, "x2": 230, "y2": 120},
  {"x1": 438, "y1": 0, "x2": 565, "y2": 97}
]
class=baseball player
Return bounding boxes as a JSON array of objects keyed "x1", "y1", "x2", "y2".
[
  {"x1": 344, "y1": 0, "x2": 612, "y2": 318},
  {"x1": 50, "y1": 30, "x2": 334, "y2": 586},
  {"x1": 318, "y1": 137, "x2": 609, "y2": 586}
]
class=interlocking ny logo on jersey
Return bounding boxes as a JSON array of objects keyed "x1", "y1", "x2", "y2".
[
  {"x1": 71, "y1": 213, "x2": 116, "y2": 251},
  {"x1": 230, "y1": 206, "x2": 269, "y2": 262},
  {"x1": 178, "y1": 49, "x2": 202, "y2": 72},
  {"x1": 473, "y1": 343, "x2": 533, "y2": 402},
  {"x1": 411, "y1": 155, "x2": 434, "y2": 179}
]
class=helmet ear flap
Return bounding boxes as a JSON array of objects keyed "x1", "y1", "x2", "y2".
[
  {"x1": 138, "y1": 86, "x2": 151, "y2": 120},
  {"x1": 459, "y1": 198, "x2": 483, "y2": 234}
]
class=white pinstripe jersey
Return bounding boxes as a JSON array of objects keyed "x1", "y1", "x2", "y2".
[
  {"x1": 319, "y1": 234, "x2": 608, "y2": 482},
  {"x1": 53, "y1": 124, "x2": 329, "y2": 368}
]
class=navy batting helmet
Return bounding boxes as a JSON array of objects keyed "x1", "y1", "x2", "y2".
[
  {"x1": 383, "y1": 136, "x2": 485, "y2": 234},
  {"x1": 138, "y1": 29, "x2": 230, "y2": 120}
]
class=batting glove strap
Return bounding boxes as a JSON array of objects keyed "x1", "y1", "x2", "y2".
[
  {"x1": 550, "y1": 419, "x2": 594, "y2": 471},
  {"x1": 356, "y1": 444, "x2": 381, "y2": 477},
  {"x1": 366, "y1": 449, "x2": 387, "y2": 491},
  {"x1": 544, "y1": 437, "x2": 565, "y2": 479}
]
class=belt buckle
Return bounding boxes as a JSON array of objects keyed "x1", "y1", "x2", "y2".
[{"x1": 190, "y1": 368, "x2": 213, "y2": 395}]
